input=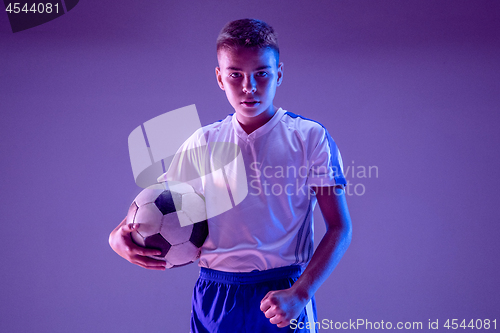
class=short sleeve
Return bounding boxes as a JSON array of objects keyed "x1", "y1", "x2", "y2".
[{"x1": 307, "y1": 127, "x2": 347, "y2": 188}]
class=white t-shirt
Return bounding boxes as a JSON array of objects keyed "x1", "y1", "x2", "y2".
[{"x1": 157, "y1": 107, "x2": 346, "y2": 272}]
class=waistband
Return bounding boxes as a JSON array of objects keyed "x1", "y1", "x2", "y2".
[{"x1": 199, "y1": 265, "x2": 302, "y2": 285}]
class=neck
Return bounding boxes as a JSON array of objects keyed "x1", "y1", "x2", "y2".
[{"x1": 237, "y1": 105, "x2": 278, "y2": 135}]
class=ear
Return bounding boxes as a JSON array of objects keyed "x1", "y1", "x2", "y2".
[
  {"x1": 215, "y1": 67, "x2": 225, "y2": 90},
  {"x1": 276, "y1": 62, "x2": 284, "y2": 86}
]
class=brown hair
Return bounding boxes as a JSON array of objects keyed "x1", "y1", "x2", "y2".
[{"x1": 216, "y1": 19, "x2": 279, "y2": 63}]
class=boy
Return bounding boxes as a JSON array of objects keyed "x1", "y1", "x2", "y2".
[{"x1": 109, "y1": 19, "x2": 352, "y2": 332}]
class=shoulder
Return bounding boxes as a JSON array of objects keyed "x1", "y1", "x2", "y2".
[
  {"x1": 201, "y1": 113, "x2": 234, "y2": 138},
  {"x1": 184, "y1": 113, "x2": 235, "y2": 144},
  {"x1": 280, "y1": 109, "x2": 328, "y2": 142}
]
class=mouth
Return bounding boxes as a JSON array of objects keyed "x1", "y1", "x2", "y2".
[{"x1": 241, "y1": 101, "x2": 260, "y2": 107}]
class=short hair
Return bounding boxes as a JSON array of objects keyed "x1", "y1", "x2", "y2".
[{"x1": 216, "y1": 19, "x2": 279, "y2": 63}]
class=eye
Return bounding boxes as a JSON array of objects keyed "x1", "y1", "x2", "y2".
[
  {"x1": 256, "y1": 71, "x2": 268, "y2": 77},
  {"x1": 229, "y1": 72, "x2": 241, "y2": 78}
]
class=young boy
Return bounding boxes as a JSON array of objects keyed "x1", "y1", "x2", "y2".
[{"x1": 109, "y1": 19, "x2": 352, "y2": 333}]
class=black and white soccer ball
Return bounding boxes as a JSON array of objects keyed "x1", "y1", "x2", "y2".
[{"x1": 126, "y1": 182, "x2": 208, "y2": 269}]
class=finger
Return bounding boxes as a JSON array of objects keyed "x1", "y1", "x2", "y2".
[
  {"x1": 122, "y1": 222, "x2": 138, "y2": 234},
  {"x1": 136, "y1": 263, "x2": 166, "y2": 271},
  {"x1": 121, "y1": 228, "x2": 163, "y2": 257},
  {"x1": 140, "y1": 262, "x2": 166, "y2": 270},
  {"x1": 133, "y1": 261, "x2": 166, "y2": 271},
  {"x1": 131, "y1": 255, "x2": 167, "y2": 270},
  {"x1": 260, "y1": 299, "x2": 271, "y2": 312},
  {"x1": 135, "y1": 254, "x2": 166, "y2": 264},
  {"x1": 260, "y1": 291, "x2": 274, "y2": 309},
  {"x1": 263, "y1": 291, "x2": 278, "y2": 305},
  {"x1": 270, "y1": 315, "x2": 283, "y2": 325},
  {"x1": 270, "y1": 312, "x2": 290, "y2": 327},
  {"x1": 264, "y1": 307, "x2": 275, "y2": 319},
  {"x1": 131, "y1": 245, "x2": 163, "y2": 257}
]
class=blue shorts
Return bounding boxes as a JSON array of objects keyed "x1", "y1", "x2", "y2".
[{"x1": 190, "y1": 265, "x2": 317, "y2": 333}]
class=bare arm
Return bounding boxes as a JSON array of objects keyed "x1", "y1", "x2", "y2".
[
  {"x1": 109, "y1": 216, "x2": 167, "y2": 270},
  {"x1": 260, "y1": 185, "x2": 352, "y2": 328}
]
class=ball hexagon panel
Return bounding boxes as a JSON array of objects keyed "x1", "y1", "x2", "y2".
[
  {"x1": 134, "y1": 184, "x2": 165, "y2": 206},
  {"x1": 132, "y1": 202, "x2": 164, "y2": 237},
  {"x1": 154, "y1": 190, "x2": 183, "y2": 215},
  {"x1": 126, "y1": 201, "x2": 139, "y2": 225},
  {"x1": 165, "y1": 241, "x2": 200, "y2": 266},
  {"x1": 144, "y1": 233, "x2": 171, "y2": 258},
  {"x1": 177, "y1": 209, "x2": 198, "y2": 228},
  {"x1": 131, "y1": 230, "x2": 146, "y2": 247},
  {"x1": 190, "y1": 221, "x2": 209, "y2": 248},
  {"x1": 160, "y1": 212, "x2": 193, "y2": 245},
  {"x1": 180, "y1": 192, "x2": 207, "y2": 225}
]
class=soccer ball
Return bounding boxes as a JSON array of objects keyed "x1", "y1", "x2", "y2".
[{"x1": 126, "y1": 182, "x2": 208, "y2": 268}]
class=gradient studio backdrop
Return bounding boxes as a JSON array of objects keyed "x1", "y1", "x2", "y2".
[{"x1": 1, "y1": 1, "x2": 499, "y2": 332}]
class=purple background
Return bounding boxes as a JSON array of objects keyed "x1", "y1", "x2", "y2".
[{"x1": 1, "y1": 1, "x2": 499, "y2": 332}]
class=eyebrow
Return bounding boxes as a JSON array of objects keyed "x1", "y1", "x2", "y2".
[{"x1": 226, "y1": 65, "x2": 272, "y2": 71}]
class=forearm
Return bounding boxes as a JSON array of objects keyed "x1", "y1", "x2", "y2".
[
  {"x1": 291, "y1": 219, "x2": 352, "y2": 301},
  {"x1": 260, "y1": 187, "x2": 352, "y2": 327}
]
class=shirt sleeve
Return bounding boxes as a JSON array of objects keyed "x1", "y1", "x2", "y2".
[{"x1": 307, "y1": 127, "x2": 347, "y2": 188}]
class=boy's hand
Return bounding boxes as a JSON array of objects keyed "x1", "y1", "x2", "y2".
[
  {"x1": 108, "y1": 217, "x2": 167, "y2": 270},
  {"x1": 260, "y1": 287, "x2": 308, "y2": 328}
]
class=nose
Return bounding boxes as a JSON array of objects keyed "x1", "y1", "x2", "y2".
[{"x1": 242, "y1": 75, "x2": 257, "y2": 94}]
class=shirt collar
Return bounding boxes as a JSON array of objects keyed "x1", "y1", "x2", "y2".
[{"x1": 232, "y1": 107, "x2": 285, "y2": 141}]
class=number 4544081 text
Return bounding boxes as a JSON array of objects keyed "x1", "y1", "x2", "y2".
[{"x1": 5, "y1": 2, "x2": 60, "y2": 14}]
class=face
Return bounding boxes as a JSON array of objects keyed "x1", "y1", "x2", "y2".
[{"x1": 216, "y1": 47, "x2": 283, "y2": 129}]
